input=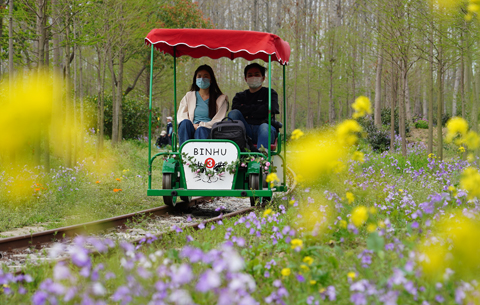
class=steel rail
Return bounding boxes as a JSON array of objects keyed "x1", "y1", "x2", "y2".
[{"x1": 0, "y1": 197, "x2": 209, "y2": 252}]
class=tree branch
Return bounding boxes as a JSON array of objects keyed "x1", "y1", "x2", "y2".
[{"x1": 124, "y1": 65, "x2": 147, "y2": 96}]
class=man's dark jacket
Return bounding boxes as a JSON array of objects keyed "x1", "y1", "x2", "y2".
[{"x1": 231, "y1": 87, "x2": 279, "y2": 125}]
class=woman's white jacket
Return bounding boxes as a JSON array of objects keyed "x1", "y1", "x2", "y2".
[{"x1": 176, "y1": 91, "x2": 229, "y2": 129}]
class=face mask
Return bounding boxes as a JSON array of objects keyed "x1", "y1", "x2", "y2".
[
  {"x1": 196, "y1": 78, "x2": 211, "y2": 89},
  {"x1": 246, "y1": 76, "x2": 263, "y2": 89}
]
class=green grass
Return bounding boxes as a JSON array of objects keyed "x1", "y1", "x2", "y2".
[{"x1": 0, "y1": 138, "x2": 165, "y2": 232}]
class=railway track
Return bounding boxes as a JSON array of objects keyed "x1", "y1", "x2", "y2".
[
  {"x1": 0, "y1": 197, "x2": 206, "y2": 252},
  {"x1": 0, "y1": 169, "x2": 295, "y2": 271},
  {"x1": 0, "y1": 196, "x2": 256, "y2": 271}
]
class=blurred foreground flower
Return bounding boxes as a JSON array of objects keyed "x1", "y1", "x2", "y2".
[
  {"x1": 445, "y1": 116, "x2": 480, "y2": 149},
  {"x1": 291, "y1": 239, "x2": 303, "y2": 250},
  {"x1": 336, "y1": 120, "x2": 362, "y2": 146},
  {"x1": 417, "y1": 211, "x2": 480, "y2": 281},
  {"x1": 266, "y1": 173, "x2": 280, "y2": 187},
  {"x1": 351, "y1": 206, "x2": 368, "y2": 227},
  {"x1": 289, "y1": 131, "x2": 346, "y2": 184},
  {"x1": 291, "y1": 129, "x2": 304, "y2": 140},
  {"x1": 459, "y1": 167, "x2": 480, "y2": 200},
  {"x1": 351, "y1": 96, "x2": 372, "y2": 119}
]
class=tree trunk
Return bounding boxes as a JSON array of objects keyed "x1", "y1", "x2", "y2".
[
  {"x1": 428, "y1": 26, "x2": 434, "y2": 155},
  {"x1": 117, "y1": 48, "x2": 125, "y2": 142},
  {"x1": 96, "y1": 47, "x2": 106, "y2": 155},
  {"x1": 437, "y1": 46, "x2": 444, "y2": 160},
  {"x1": 453, "y1": 65, "x2": 460, "y2": 116},
  {"x1": 374, "y1": 50, "x2": 383, "y2": 126},
  {"x1": 390, "y1": 59, "x2": 396, "y2": 152},
  {"x1": 52, "y1": 0, "x2": 63, "y2": 161},
  {"x1": 109, "y1": 45, "x2": 118, "y2": 145},
  {"x1": 79, "y1": 36, "x2": 84, "y2": 159},
  {"x1": 317, "y1": 89, "x2": 321, "y2": 125},
  {"x1": 9, "y1": 0, "x2": 13, "y2": 93},
  {"x1": 65, "y1": 15, "x2": 72, "y2": 168},
  {"x1": 400, "y1": 60, "x2": 407, "y2": 156},
  {"x1": 474, "y1": 66, "x2": 480, "y2": 133},
  {"x1": 405, "y1": 75, "x2": 412, "y2": 122}
]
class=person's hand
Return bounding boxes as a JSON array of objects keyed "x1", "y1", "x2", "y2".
[{"x1": 194, "y1": 124, "x2": 199, "y2": 130}]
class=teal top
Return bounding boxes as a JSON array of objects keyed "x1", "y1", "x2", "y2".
[{"x1": 193, "y1": 91, "x2": 211, "y2": 124}]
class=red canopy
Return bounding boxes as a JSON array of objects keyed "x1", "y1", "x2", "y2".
[{"x1": 145, "y1": 29, "x2": 290, "y2": 65}]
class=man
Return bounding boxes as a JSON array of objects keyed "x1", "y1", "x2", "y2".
[
  {"x1": 156, "y1": 130, "x2": 169, "y2": 148},
  {"x1": 166, "y1": 116, "x2": 173, "y2": 145},
  {"x1": 228, "y1": 63, "x2": 280, "y2": 150}
]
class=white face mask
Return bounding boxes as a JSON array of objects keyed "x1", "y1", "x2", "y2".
[{"x1": 246, "y1": 77, "x2": 263, "y2": 89}]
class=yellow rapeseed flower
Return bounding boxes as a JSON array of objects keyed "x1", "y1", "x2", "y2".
[
  {"x1": 336, "y1": 120, "x2": 363, "y2": 147},
  {"x1": 428, "y1": 153, "x2": 436, "y2": 159},
  {"x1": 281, "y1": 268, "x2": 291, "y2": 277},
  {"x1": 339, "y1": 220, "x2": 347, "y2": 228},
  {"x1": 289, "y1": 200, "x2": 296, "y2": 205},
  {"x1": 347, "y1": 272, "x2": 356, "y2": 279},
  {"x1": 378, "y1": 220, "x2": 386, "y2": 229},
  {"x1": 266, "y1": 173, "x2": 280, "y2": 187},
  {"x1": 263, "y1": 209, "x2": 273, "y2": 218},
  {"x1": 369, "y1": 207, "x2": 377, "y2": 214},
  {"x1": 303, "y1": 256, "x2": 314, "y2": 265},
  {"x1": 289, "y1": 131, "x2": 347, "y2": 183},
  {"x1": 367, "y1": 224, "x2": 377, "y2": 233},
  {"x1": 291, "y1": 129, "x2": 305, "y2": 140},
  {"x1": 446, "y1": 117, "x2": 469, "y2": 144},
  {"x1": 418, "y1": 211, "x2": 480, "y2": 281},
  {"x1": 346, "y1": 192, "x2": 355, "y2": 204},
  {"x1": 291, "y1": 239, "x2": 303, "y2": 249},
  {"x1": 459, "y1": 167, "x2": 480, "y2": 200},
  {"x1": 300, "y1": 264, "x2": 310, "y2": 272},
  {"x1": 351, "y1": 206, "x2": 369, "y2": 227},
  {"x1": 310, "y1": 280, "x2": 317, "y2": 285},
  {"x1": 352, "y1": 151, "x2": 365, "y2": 163},
  {"x1": 448, "y1": 185, "x2": 456, "y2": 192},
  {"x1": 465, "y1": 131, "x2": 480, "y2": 149},
  {"x1": 468, "y1": 3, "x2": 480, "y2": 13},
  {"x1": 351, "y1": 96, "x2": 372, "y2": 119}
]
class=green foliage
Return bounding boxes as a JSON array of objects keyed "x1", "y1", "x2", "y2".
[
  {"x1": 380, "y1": 108, "x2": 410, "y2": 136},
  {"x1": 86, "y1": 95, "x2": 160, "y2": 140},
  {"x1": 414, "y1": 119, "x2": 429, "y2": 129},
  {"x1": 357, "y1": 117, "x2": 391, "y2": 152}
]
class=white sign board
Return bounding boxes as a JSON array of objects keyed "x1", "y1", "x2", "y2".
[{"x1": 181, "y1": 141, "x2": 239, "y2": 190}]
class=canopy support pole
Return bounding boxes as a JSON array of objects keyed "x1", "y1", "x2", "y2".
[
  {"x1": 268, "y1": 55, "x2": 272, "y2": 189},
  {"x1": 283, "y1": 64, "x2": 287, "y2": 186},
  {"x1": 148, "y1": 44, "x2": 154, "y2": 190},
  {"x1": 173, "y1": 47, "x2": 178, "y2": 152}
]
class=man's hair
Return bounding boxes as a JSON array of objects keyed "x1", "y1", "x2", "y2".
[{"x1": 244, "y1": 63, "x2": 266, "y2": 78}]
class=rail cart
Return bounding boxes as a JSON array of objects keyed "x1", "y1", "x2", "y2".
[{"x1": 144, "y1": 29, "x2": 290, "y2": 207}]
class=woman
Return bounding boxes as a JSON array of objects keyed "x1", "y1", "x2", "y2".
[{"x1": 177, "y1": 64, "x2": 228, "y2": 146}]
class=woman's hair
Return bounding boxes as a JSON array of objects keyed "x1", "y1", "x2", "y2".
[{"x1": 190, "y1": 64, "x2": 223, "y2": 119}]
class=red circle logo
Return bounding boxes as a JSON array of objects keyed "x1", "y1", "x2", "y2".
[{"x1": 205, "y1": 158, "x2": 215, "y2": 169}]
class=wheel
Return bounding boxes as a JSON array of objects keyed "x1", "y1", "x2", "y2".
[
  {"x1": 249, "y1": 174, "x2": 260, "y2": 207},
  {"x1": 162, "y1": 173, "x2": 177, "y2": 207},
  {"x1": 180, "y1": 196, "x2": 191, "y2": 203}
]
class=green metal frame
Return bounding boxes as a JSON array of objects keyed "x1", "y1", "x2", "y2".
[{"x1": 147, "y1": 41, "x2": 288, "y2": 197}]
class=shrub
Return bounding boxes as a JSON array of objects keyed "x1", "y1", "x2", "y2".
[
  {"x1": 86, "y1": 95, "x2": 161, "y2": 140},
  {"x1": 414, "y1": 119, "x2": 428, "y2": 129},
  {"x1": 357, "y1": 116, "x2": 391, "y2": 152},
  {"x1": 380, "y1": 108, "x2": 410, "y2": 136}
]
